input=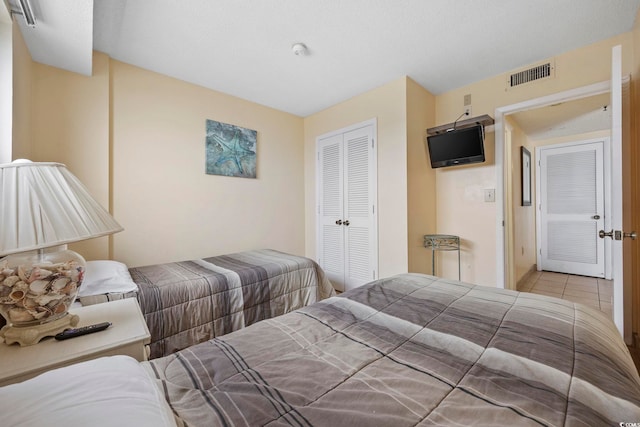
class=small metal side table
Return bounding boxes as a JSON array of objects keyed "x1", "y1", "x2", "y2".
[{"x1": 423, "y1": 234, "x2": 461, "y2": 280}]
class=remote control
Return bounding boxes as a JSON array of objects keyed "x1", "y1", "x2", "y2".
[{"x1": 54, "y1": 322, "x2": 112, "y2": 340}]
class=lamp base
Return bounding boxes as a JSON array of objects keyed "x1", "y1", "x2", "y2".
[{"x1": 0, "y1": 313, "x2": 80, "y2": 346}]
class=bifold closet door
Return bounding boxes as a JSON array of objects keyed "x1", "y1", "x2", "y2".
[
  {"x1": 317, "y1": 123, "x2": 377, "y2": 292},
  {"x1": 318, "y1": 134, "x2": 345, "y2": 290},
  {"x1": 343, "y1": 127, "x2": 374, "y2": 291}
]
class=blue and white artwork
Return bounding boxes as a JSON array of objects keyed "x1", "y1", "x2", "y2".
[{"x1": 205, "y1": 119, "x2": 257, "y2": 178}]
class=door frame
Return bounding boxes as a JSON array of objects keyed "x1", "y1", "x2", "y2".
[
  {"x1": 494, "y1": 79, "x2": 611, "y2": 290},
  {"x1": 496, "y1": 75, "x2": 632, "y2": 342},
  {"x1": 535, "y1": 138, "x2": 611, "y2": 279}
]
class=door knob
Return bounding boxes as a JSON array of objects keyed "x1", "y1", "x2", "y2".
[
  {"x1": 600, "y1": 230, "x2": 637, "y2": 240},
  {"x1": 344, "y1": 220, "x2": 350, "y2": 226},
  {"x1": 599, "y1": 230, "x2": 613, "y2": 239},
  {"x1": 592, "y1": 215, "x2": 600, "y2": 220},
  {"x1": 335, "y1": 219, "x2": 342, "y2": 225}
]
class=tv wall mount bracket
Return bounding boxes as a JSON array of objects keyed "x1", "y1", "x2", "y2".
[{"x1": 427, "y1": 114, "x2": 494, "y2": 136}]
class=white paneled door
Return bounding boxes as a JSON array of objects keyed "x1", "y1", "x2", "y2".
[
  {"x1": 538, "y1": 140, "x2": 606, "y2": 278},
  {"x1": 317, "y1": 120, "x2": 377, "y2": 292},
  {"x1": 609, "y1": 44, "x2": 630, "y2": 341}
]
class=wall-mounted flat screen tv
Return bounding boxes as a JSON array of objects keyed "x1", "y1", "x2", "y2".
[{"x1": 426, "y1": 124, "x2": 485, "y2": 168}]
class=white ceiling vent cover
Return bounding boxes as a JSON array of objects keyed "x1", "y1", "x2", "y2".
[{"x1": 507, "y1": 60, "x2": 555, "y2": 89}]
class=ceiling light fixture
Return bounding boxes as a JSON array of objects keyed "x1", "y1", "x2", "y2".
[
  {"x1": 15, "y1": 0, "x2": 36, "y2": 27},
  {"x1": 291, "y1": 43, "x2": 308, "y2": 56}
]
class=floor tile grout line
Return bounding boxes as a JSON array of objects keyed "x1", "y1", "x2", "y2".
[{"x1": 523, "y1": 272, "x2": 605, "y2": 314}]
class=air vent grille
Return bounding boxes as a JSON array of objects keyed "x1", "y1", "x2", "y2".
[{"x1": 508, "y1": 61, "x2": 554, "y2": 88}]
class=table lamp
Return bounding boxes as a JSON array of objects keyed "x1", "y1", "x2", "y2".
[{"x1": 0, "y1": 160, "x2": 123, "y2": 346}]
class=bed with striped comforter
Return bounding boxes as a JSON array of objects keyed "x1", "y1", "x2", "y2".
[
  {"x1": 130, "y1": 249, "x2": 335, "y2": 359},
  {"x1": 144, "y1": 273, "x2": 640, "y2": 426}
]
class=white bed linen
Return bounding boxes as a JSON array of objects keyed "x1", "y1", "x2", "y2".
[
  {"x1": 79, "y1": 260, "x2": 138, "y2": 297},
  {"x1": 0, "y1": 355, "x2": 176, "y2": 427}
]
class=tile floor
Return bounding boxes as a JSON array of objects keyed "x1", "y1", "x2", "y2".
[{"x1": 517, "y1": 271, "x2": 613, "y2": 318}]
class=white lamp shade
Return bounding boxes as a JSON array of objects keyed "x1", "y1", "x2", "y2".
[{"x1": 0, "y1": 161, "x2": 123, "y2": 256}]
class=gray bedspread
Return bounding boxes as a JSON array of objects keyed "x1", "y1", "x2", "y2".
[
  {"x1": 144, "y1": 273, "x2": 640, "y2": 426},
  {"x1": 130, "y1": 249, "x2": 335, "y2": 359}
]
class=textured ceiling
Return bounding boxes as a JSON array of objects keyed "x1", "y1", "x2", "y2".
[{"x1": 9, "y1": 0, "x2": 640, "y2": 117}]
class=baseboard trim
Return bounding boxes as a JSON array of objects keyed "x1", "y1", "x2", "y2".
[{"x1": 516, "y1": 265, "x2": 538, "y2": 290}]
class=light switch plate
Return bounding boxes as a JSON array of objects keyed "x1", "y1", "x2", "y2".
[{"x1": 484, "y1": 189, "x2": 495, "y2": 202}]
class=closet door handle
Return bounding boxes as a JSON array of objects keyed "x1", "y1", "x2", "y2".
[
  {"x1": 592, "y1": 215, "x2": 600, "y2": 220},
  {"x1": 335, "y1": 220, "x2": 342, "y2": 225},
  {"x1": 344, "y1": 220, "x2": 350, "y2": 226}
]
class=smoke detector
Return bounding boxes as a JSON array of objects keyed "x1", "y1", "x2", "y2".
[{"x1": 291, "y1": 43, "x2": 308, "y2": 56}]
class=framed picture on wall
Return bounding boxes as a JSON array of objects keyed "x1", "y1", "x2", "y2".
[
  {"x1": 521, "y1": 146, "x2": 532, "y2": 206},
  {"x1": 205, "y1": 119, "x2": 257, "y2": 178}
]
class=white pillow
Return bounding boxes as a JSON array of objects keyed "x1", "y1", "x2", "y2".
[
  {"x1": 79, "y1": 260, "x2": 138, "y2": 297},
  {"x1": 0, "y1": 356, "x2": 177, "y2": 427}
]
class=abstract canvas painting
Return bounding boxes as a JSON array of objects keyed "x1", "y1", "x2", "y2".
[{"x1": 205, "y1": 119, "x2": 257, "y2": 178}]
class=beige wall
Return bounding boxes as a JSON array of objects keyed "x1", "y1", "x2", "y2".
[
  {"x1": 13, "y1": 51, "x2": 306, "y2": 266},
  {"x1": 304, "y1": 77, "x2": 410, "y2": 278},
  {"x1": 0, "y1": 16, "x2": 11, "y2": 164},
  {"x1": 111, "y1": 61, "x2": 305, "y2": 266},
  {"x1": 506, "y1": 117, "x2": 536, "y2": 285},
  {"x1": 27, "y1": 52, "x2": 111, "y2": 260},
  {"x1": 12, "y1": 31, "x2": 111, "y2": 260},
  {"x1": 435, "y1": 33, "x2": 634, "y2": 286},
  {"x1": 533, "y1": 130, "x2": 611, "y2": 149},
  {"x1": 11, "y1": 23, "x2": 31, "y2": 161},
  {"x1": 16, "y1": 45, "x2": 416, "y2": 274},
  {"x1": 406, "y1": 78, "x2": 436, "y2": 274}
]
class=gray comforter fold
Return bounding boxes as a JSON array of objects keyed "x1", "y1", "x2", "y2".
[{"x1": 145, "y1": 273, "x2": 640, "y2": 426}]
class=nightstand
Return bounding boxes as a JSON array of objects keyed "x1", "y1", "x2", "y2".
[{"x1": 0, "y1": 298, "x2": 150, "y2": 387}]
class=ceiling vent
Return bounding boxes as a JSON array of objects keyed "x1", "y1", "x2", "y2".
[{"x1": 507, "y1": 60, "x2": 555, "y2": 89}]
